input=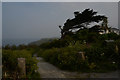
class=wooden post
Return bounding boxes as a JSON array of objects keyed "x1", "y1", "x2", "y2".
[
  {"x1": 78, "y1": 51, "x2": 85, "y2": 60},
  {"x1": 18, "y1": 58, "x2": 26, "y2": 78},
  {"x1": 116, "y1": 45, "x2": 119, "y2": 54}
]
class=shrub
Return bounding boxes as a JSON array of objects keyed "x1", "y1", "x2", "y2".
[
  {"x1": 38, "y1": 39, "x2": 119, "y2": 72},
  {"x1": 39, "y1": 45, "x2": 90, "y2": 72},
  {"x1": 2, "y1": 49, "x2": 39, "y2": 79}
]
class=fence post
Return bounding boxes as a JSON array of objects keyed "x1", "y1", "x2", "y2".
[
  {"x1": 78, "y1": 51, "x2": 85, "y2": 60},
  {"x1": 18, "y1": 58, "x2": 26, "y2": 78}
]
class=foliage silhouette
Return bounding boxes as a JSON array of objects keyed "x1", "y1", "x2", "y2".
[{"x1": 59, "y1": 9, "x2": 107, "y2": 38}]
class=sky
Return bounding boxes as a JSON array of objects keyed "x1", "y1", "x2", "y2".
[
  {"x1": 118, "y1": 2, "x2": 120, "y2": 29},
  {"x1": 2, "y1": 2, "x2": 118, "y2": 40},
  {"x1": 0, "y1": 2, "x2": 2, "y2": 46},
  {"x1": 1, "y1": 0, "x2": 119, "y2": 2}
]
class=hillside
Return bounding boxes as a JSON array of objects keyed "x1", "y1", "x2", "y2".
[{"x1": 28, "y1": 38, "x2": 59, "y2": 46}]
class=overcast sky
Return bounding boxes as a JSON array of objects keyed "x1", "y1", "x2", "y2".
[
  {"x1": 0, "y1": 2, "x2": 2, "y2": 46},
  {"x1": 2, "y1": 0, "x2": 119, "y2": 2},
  {"x1": 118, "y1": 2, "x2": 120, "y2": 29},
  {"x1": 3, "y1": 2, "x2": 118, "y2": 40}
]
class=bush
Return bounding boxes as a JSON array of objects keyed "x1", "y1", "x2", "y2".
[
  {"x1": 38, "y1": 44, "x2": 90, "y2": 72},
  {"x1": 2, "y1": 49, "x2": 39, "y2": 79},
  {"x1": 38, "y1": 40, "x2": 119, "y2": 72},
  {"x1": 39, "y1": 39, "x2": 68, "y2": 49},
  {"x1": 84, "y1": 43, "x2": 118, "y2": 72}
]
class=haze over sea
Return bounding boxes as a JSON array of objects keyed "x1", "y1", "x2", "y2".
[{"x1": 2, "y1": 38, "x2": 40, "y2": 46}]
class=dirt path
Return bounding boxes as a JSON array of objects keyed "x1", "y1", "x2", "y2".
[
  {"x1": 36, "y1": 57, "x2": 66, "y2": 78},
  {"x1": 36, "y1": 57, "x2": 119, "y2": 78}
]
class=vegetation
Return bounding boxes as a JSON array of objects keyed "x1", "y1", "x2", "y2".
[
  {"x1": 37, "y1": 39, "x2": 119, "y2": 72},
  {"x1": 59, "y1": 9, "x2": 107, "y2": 39},
  {"x1": 2, "y1": 49, "x2": 40, "y2": 79}
]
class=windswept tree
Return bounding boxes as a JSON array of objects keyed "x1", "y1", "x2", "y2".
[{"x1": 59, "y1": 9, "x2": 107, "y2": 39}]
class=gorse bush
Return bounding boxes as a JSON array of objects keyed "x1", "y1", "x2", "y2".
[
  {"x1": 84, "y1": 42, "x2": 119, "y2": 72},
  {"x1": 2, "y1": 49, "x2": 39, "y2": 79},
  {"x1": 38, "y1": 44, "x2": 90, "y2": 72},
  {"x1": 37, "y1": 39, "x2": 119, "y2": 72},
  {"x1": 39, "y1": 39, "x2": 69, "y2": 49}
]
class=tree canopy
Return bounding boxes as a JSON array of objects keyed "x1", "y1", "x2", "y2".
[{"x1": 59, "y1": 9, "x2": 107, "y2": 38}]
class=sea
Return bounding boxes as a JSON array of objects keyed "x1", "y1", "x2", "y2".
[{"x1": 2, "y1": 38, "x2": 40, "y2": 47}]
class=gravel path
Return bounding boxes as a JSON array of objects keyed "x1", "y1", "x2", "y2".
[
  {"x1": 36, "y1": 57, "x2": 66, "y2": 78},
  {"x1": 36, "y1": 57, "x2": 119, "y2": 78}
]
